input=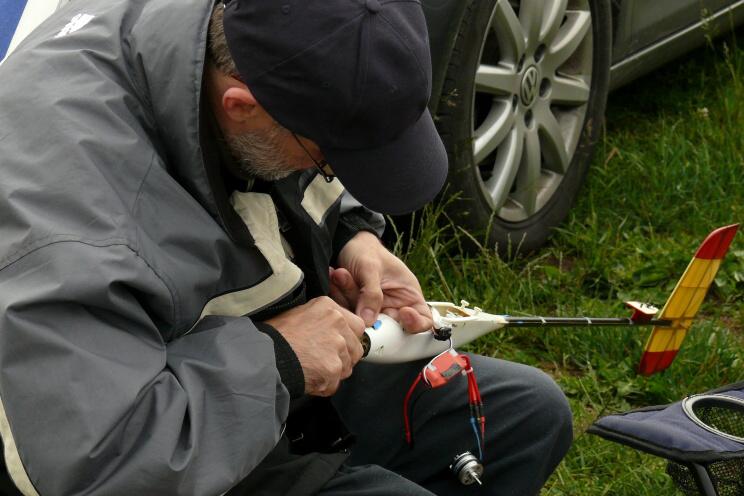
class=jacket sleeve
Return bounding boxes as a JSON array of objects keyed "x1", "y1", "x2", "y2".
[
  {"x1": 333, "y1": 192, "x2": 386, "y2": 262},
  {"x1": 0, "y1": 240, "x2": 289, "y2": 496}
]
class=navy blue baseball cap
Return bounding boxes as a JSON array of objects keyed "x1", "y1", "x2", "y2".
[{"x1": 222, "y1": 0, "x2": 448, "y2": 215}]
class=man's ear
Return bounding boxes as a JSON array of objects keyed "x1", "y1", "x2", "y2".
[{"x1": 221, "y1": 86, "x2": 259, "y2": 123}]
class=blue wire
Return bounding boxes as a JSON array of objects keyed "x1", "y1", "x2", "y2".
[{"x1": 469, "y1": 418, "x2": 483, "y2": 460}]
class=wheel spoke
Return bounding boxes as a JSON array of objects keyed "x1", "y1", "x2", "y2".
[
  {"x1": 474, "y1": 101, "x2": 514, "y2": 164},
  {"x1": 468, "y1": 0, "x2": 594, "y2": 224},
  {"x1": 512, "y1": 126, "x2": 541, "y2": 216},
  {"x1": 545, "y1": 11, "x2": 591, "y2": 72},
  {"x1": 485, "y1": 125, "x2": 524, "y2": 209},
  {"x1": 519, "y1": 0, "x2": 543, "y2": 52},
  {"x1": 491, "y1": 0, "x2": 526, "y2": 62},
  {"x1": 476, "y1": 64, "x2": 519, "y2": 95},
  {"x1": 534, "y1": 104, "x2": 569, "y2": 172},
  {"x1": 551, "y1": 74, "x2": 590, "y2": 106},
  {"x1": 540, "y1": 0, "x2": 568, "y2": 43}
]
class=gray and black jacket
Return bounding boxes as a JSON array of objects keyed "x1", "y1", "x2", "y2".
[{"x1": 0, "y1": 0, "x2": 383, "y2": 494}]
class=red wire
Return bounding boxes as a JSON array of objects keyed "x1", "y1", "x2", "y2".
[
  {"x1": 462, "y1": 354, "x2": 471, "y2": 369},
  {"x1": 462, "y1": 356, "x2": 477, "y2": 402},
  {"x1": 403, "y1": 354, "x2": 486, "y2": 452},
  {"x1": 403, "y1": 372, "x2": 423, "y2": 445},
  {"x1": 462, "y1": 355, "x2": 486, "y2": 449},
  {"x1": 471, "y1": 372, "x2": 482, "y2": 404}
]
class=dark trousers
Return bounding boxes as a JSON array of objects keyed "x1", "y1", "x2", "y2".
[{"x1": 322, "y1": 355, "x2": 573, "y2": 496}]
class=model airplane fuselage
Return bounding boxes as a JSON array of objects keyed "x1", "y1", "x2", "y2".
[{"x1": 361, "y1": 224, "x2": 739, "y2": 375}]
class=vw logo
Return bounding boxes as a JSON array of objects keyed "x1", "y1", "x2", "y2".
[{"x1": 520, "y1": 66, "x2": 539, "y2": 106}]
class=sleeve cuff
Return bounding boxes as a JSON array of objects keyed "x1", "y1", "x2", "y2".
[
  {"x1": 332, "y1": 211, "x2": 384, "y2": 266},
  {"x1": 253, "y1": 321, "x2": 305, "y2": 399}
]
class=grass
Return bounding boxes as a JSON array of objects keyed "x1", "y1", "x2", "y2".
[{"x1": 393, "y1": 29, "x2": 744, "y2": 495}]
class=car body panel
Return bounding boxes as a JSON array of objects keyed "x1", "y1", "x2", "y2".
[
  {"x1": 628, "y1": 0, "x2": 714, "y2": 54},
  {"x1": 422, "y1": 0, "x2": 744, "y2": 101},
  {"x1": 610, "y1": 0, "x2": 744, "y2": 89}
]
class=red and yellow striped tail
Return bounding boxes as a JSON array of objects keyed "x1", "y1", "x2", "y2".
[{"x1": 638, "y1": 224, "x2": 739, "y2": 375}]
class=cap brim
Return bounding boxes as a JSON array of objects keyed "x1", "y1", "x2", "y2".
[{"x1": 323, "y1": 109, "x2": 448, "y2": 215}]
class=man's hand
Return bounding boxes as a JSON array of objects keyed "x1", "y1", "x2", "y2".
[
  {"x1": 330, "y1": 231, "x2": 432, "y2": 333},
  {"x1": 266, "y1": 296, "x2": 365, "y2": 397}
]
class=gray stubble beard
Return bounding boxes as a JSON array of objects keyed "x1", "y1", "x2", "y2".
[{"x1": 224, "y1": 122, "x2": 300, "y2": 182}]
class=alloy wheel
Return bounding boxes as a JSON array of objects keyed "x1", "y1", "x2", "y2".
[{"x1": 472, "y1": 0, "x2": 593, "y2": 222}]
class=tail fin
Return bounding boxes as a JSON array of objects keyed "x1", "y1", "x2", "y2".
[{"x1": 638, "y1": 224, "x2": 739, "y2": 375}]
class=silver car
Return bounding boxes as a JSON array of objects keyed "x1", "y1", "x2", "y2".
[{"x1": 422, "y1": 0, "x2": 744, "y2": 251}]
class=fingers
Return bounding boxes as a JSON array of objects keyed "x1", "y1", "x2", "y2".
[
  {"x1": 314, "y1": 309, "x2": 358, "y2": 396},
  {"x1": 335, "y1": 307, "x2": 365, "y2": 365},
  {"x1": 327, "y1": 270, "x2": 351, "y2": 309},
  {"x1": 332, "y1": 332, "x2": 353, "y2": 379},
  {"x1": 353, "y1": 268, "x2": 384, "y2": 327},
  {"x1": 321, "y1": 299, "x2": 364, "y2": 366},
  {"x1": 318, "y1": 346, "x2": 347, "y2": 397},
  {"x1": 381, "y1": 307, "x2": 400, "y2": 321},
  {"x1": 273, "y1": 297, "x2": 368, "y2": 397},
  {"x1": 328, "y1": 268, "x2": 359, "y2": 310},
  {"x1": 336, "y1": 306, "x2": 366, "y2": 338},
  {"x1": 397, "y1": 306, "x2": 434, "y2": 334},
  {"x1": 382, "y1": 306, "x2": 433, "y2": 333},
  {"x1": 331, "y1": 266, "x2": 384, "y2": 327}
]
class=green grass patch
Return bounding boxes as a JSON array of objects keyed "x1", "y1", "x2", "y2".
[{"x1": 396, "y1": 30, "x2": 744, "y2": 495}]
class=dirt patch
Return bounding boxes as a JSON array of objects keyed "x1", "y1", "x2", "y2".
[
  {"x1": 539, "y1": 360, "x2": 583, "y2": 379},
  {"x1": 543, "y1": 254, "x2": 577, "y2": 273},
  {"x1": 720, "y1": 315, "x2": 744, "y2": 335}
]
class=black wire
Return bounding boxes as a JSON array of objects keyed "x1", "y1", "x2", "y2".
[{"x1": 406, "y1": 387, "x2": 430, "y2": 448}]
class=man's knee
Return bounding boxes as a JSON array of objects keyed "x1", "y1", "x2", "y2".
[
  {"x1": 515, "y1": 365, "x2": 573, "y2": 458},
  {"x1": 534, "y1": 368, "x2": 572, "y2": 435},
  {"x1": 477, "y1": 358, "x2": 573, "y2": 455}
]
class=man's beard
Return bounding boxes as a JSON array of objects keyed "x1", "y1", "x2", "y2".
[{"x1": 224, "y1": 123, "x2": 299, "y2": 181}]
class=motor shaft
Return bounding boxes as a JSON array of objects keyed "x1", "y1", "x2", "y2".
[{"x1": 450, "y1": 451, "x2": 484, "y2": 486}]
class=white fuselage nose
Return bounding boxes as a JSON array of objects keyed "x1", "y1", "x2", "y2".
[{"x1": 362, "y1": 302, "x2": 508, "y2": 363}]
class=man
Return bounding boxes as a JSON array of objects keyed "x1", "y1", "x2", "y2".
[{"x1": 0, "y1": 0, "x2": 571, "y2": 494}]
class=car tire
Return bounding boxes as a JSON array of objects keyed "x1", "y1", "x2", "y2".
[{"x1": 435, "y1": 0, "x2": 612, "y2": 253}]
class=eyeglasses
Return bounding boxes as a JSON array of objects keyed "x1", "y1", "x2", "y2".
[
  {"x1": 227, "y1": 72, "x2": 334, "y2": 182},
  {"x1": 292, "y1": 133, "x2": 335, "y2": 183}
]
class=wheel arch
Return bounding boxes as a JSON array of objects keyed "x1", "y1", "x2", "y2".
[{"x1": 423, "y1": 0, "x2": 475, "y2": 115}]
